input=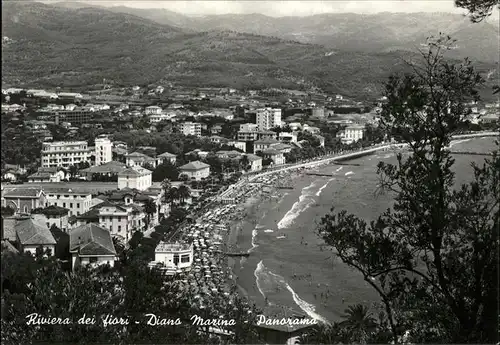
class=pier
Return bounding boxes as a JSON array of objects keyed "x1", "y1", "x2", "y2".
[
  {"x1": 332, "y1": 162, "x2": 361, "y2": 166},
  {"x1": 224, "y1": 252, "x2": 250, "y2": 257},
  {"x1": 449, "y1": 151, "x2": 493, "y2": 156},
  {"x1": 305, "y1": 172, "x2": 334, "y2": 177}
]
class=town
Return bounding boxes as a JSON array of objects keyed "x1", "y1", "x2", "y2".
[{"x1": 2, "y1": 81, "x2": 499, "y2": 343}]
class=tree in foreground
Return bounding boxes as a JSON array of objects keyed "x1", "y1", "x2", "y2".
[
  {"x1": 455, "y1": 0, "x2": 499, "y2": 22},
  {"x1": 317, "y1": 35, "x2": 499, "y2": 344}
]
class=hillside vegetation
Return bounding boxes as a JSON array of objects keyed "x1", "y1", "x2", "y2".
[
  {"x1": 99, "y1": 7, "x2": 500, "y2": 63},
  {"x1": 2, "y1": 2, "x2": 498, "y2": 100}
]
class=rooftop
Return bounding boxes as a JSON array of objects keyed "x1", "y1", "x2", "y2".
[
  {"x1": 3, "y1": 187, "x2": 43, "y2": 198},
  {"x1": 118, "y1": 165, "x2": 152, "y2": 177},
  {"x1": 245, "y1": 154, "x2": 262, "y2": 162},
  {"x1": 255, "y1": 138, "x2": 279, "y2": 145},
  {"x1": 42, "y1": 141, "x2": 87, "y2": 146},
  {"x1": 80, "y1": 161, "x2": 128, "y2": 174},
  {"x1": 15, "y1": 218, "x2": 57, "y2": 246},
  {"x1": 261, "y1": 148, "x2": 282, "y2": 155},
  {"x1": 155, "y1": 242, "x2": 192, "y2": 252},
  {"x1": 179, "y1": 161, "x2": 210, "y2": 171},
  {"x1": 158, "y1": 151, "x2": 176, "y2": 158},
  {"x1": 70, "y1": 223, "x2": 116, "y2": 256}
]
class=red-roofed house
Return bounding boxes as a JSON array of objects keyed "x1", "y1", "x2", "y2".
[
  {"x1": 261, "y1": 148, "x2": 286, "y2": 166},
  {"x1": 14, "y1": 218, "x2": 56, "y2": 255},
  {"x1": 70, "y1": 223, "x2": 117, "y2": 270},
  {"x1": 178, "y1": 161, "x2": 210, "y2": 181}
]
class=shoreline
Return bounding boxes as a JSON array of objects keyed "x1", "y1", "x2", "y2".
[{"x1": 194, "y1": 136, "x2": 496, "y2": 322}]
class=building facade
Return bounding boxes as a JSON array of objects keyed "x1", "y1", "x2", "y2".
[
  {"x1": 145, "y1": 106, "x2": 162, "y2": 115},
  {"x1": 246, "y1": 154, "x2": 263, "y2": 172},
  {"x1": 149, "y1": 242, "x2": 194, "y2": 275},
  {"x1": 95, "y1": 136, "x2": 113, "y2": 166},
  {"x1": 2, "y1": 188, "x2": 47, "y2": 214},
  {"x1": 337, "y1": 124, "x2": 365, "y2": 144},
  {"x1": 237, "y1": 123, "x2": 259, "y2": 141},
  {"x1": 15, "y1": 218, "x2": 56, "y2": 256},
  {"x1": 41, "y1": 141, "x2": 91, "y2": 168},
  {"x1": 178, "y1": 161, "x2": 211, "y2": 181},
  {"x1": 45, "y1": 189, "x2": 92, "y2": 217},
  {"x1": 256, "y1": 108, "x2": 282, "y2": 131},
  {"x1": 262, "y1": 149, "x2": 286, "y2": 166},
  {"x1": 70, "y1": 223, "x2": 117, "y2": 271},
  {"x1": 117, "y1": 166, "x2": 153, "y2": 191},
  {"x1": 179, "y1": 122, "x2": 202, "y2": 137}
]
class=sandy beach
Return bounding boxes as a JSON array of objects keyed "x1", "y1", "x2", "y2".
[{"x1": 221, "y1": 136, "x2": 497, "y2": 324}]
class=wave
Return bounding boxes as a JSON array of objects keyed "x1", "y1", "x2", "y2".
[
  {"x1": 345, "y1": 171, "x2": 354, "y2": 176},
  {"x1": 277, "y1": 182, "x2": 317, "y2": 229},
  {"x1": 448, "y1": 138, "x2": 471, "y2": 148},
  {"x1": 335, "y1": 167, "x2": 343, "y2": 172},
  {"x1": 254, "y1": 261, "x2": 267, "y2": 300},
  {"x1": 276, "y1": 235, "x2": 286, "y2": 239},
  {"x1": 264, "y1": 229, "x2": 274, "y2": 233},
  {"x1": 250, "y1": 228, "x2": 259, "y2": 252},
  {"x1": 316, "y1": 178, "x2": 335, "y2": 197},
  {"x1": 254, "y1": 260, "x2": 329, "y2": 324}
]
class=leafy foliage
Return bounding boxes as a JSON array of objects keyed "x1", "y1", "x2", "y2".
[
  {"x1": 317, "y1": 35, "x2": 499, "y2": 343},
  {"x1": 455, "y1": 0, "x2": 500, "y2": 22}
]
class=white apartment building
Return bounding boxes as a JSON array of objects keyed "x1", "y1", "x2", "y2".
[
  {"x1": 98, "y1": 203, "x2": 145, "y2": 241},
  {"x1": 145, "y1": 106, "x2": 162, "y2": 115},
  {"x1": 149, "y1": 113, "x2": 174, "y2": 123},
  {"x1": 279, "y1": 132, "x2": 298, "y2": 143},
  {"x1": 237, "y1": 123, "x2": 259, "y2": 141},
  {"x1": 41, "y1": 141, "x2": 91, "y2": 168},
  {"x1": 148, "y1": 242, "x2": 194, "y2": 275},
  {"x1": 117, "y1": 166, "x2": 152, "y2": 191},
  {"x1": 337, "y1": 124, "x2": 365, "y2": 144},
  {"x1": 256, "y1": 108, "x2": 282, "y2": 131},
  {"x1": 95, "y1": 136, "x2": 112, "y2": 166},
  {"x1": 45, "y1": 189, "x2": 92, "y2": 217},
  {"x1": 179, "y1": 122, "x2": 202, "y2": 137}
]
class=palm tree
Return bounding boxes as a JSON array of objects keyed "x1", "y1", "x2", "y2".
[
  {"x1": 296, "y1": 323, "x2": 343, "y2": 344},
  {"x1": 161, "y1": 178, "x2": 171, "y2": 204},
  {"x1": 143, "y1": 198, "x2": 157, "y2": 229},
  {"x1": 339, "y1": 304, "x2": 377, "y2": 344},
  {"x1": 240, "y1": 155, "x2": 250, "y2": 172},
  {"x1": 167, "y1": 187, "x2": 179, "y2": 207},
  {"x1": 177, "y1": 185, "x2": 191, "y2": 205}
]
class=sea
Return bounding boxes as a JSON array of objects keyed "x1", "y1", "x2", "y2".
[{"x1": 231, "y1": 137, "x2": 498, "y2": 324}]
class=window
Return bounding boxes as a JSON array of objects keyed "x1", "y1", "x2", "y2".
[
  {"x1": 63, "y1": 203, "x2": 66, "y2": 208},
  {"x1": 181, "y1": 254, "x2": 190, "y2": 263},
  {"x1": 70, "y1": 203, "x2": 73, "y2": 208},
  {"x1": 118, "y1": 226, "x2": 121, "y2": 232},
  {"x1": 89, "y1": 257, "x2": 98, "y2": 263}
]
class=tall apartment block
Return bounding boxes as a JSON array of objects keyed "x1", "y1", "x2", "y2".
[
  {"x1": 256, "y1": 108, "x2": 282, "y2": 131},
  {"x1": 41, "y1": 141, "x2": 91, "y2": 168},
  {"x1": 95, "y1": 135, "x2": 113, "y2": 166},
  {"x1": 179, "y1": 122, "x2": 202, "y2": 137}
]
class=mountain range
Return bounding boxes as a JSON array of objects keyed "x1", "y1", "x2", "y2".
[
  {"x1": 2, "y1": 1, "x2": 498, "y2": 100},
  {"x1": 88, "y1": 4, "x2": 500, "y2": 63}
]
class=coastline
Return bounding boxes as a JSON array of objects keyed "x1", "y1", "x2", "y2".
[{"x1": 216, "y1": 136, "x2": 497, "y2": 323}]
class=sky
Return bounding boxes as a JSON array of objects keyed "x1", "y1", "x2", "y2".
[{"x1": 45, "y1": 0, "x2": 499, "y2": 18}]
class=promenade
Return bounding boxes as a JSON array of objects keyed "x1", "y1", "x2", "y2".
[{"x1": 219, "y1": 131, "x2": 498, "y2": 199}]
